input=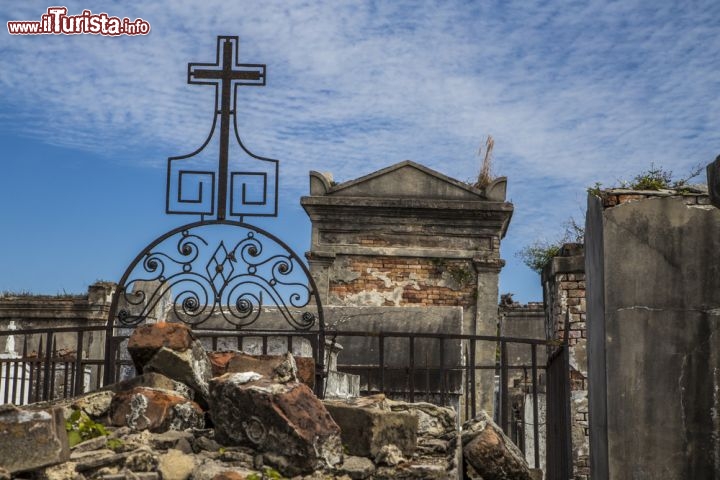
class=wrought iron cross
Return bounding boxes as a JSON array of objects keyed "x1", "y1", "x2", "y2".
[
  {"x1": 188, "y1": 36, "x2": 265, "y2": 220},
  {"x1": 166, "y1": 36, "x2": 279, "y2": 220}
]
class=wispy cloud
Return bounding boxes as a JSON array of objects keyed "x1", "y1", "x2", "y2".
[{"x1": 2, "y1": 0, "x2": 719, "y2": 299}]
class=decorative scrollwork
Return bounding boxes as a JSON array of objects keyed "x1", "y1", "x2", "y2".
[
  {"x1": 243, "y1": 416, "x2": 267, "y2": 446},
  {"x1": 112, "y1": 221, "x2": 320, "y2": 331}
]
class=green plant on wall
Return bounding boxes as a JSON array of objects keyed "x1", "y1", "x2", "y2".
[
  {"x1": 65, "y1": 409, "x2": 108, "y2": 447},
  {"x1": 447, "y1": 265, "x2": 474, "y2": 286},
  {"x1": 431, "y1": 258, "x2": 475, "y2": 287},
  {"x1": 517, "y1": 217, "x2": 584, "y2": 274},
  {"x1": 589, "y1": 163, "x2": 703, "y2": 194},
  {"x1": 246, "y1": 467, "x2": 285, "y2": 480}
]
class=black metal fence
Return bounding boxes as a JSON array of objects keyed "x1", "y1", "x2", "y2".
[
  {"x1": 0, "y1": 324, "x2": 107, "y2": 405},
  {"x1": 0, "y1": 323, "x2": 569, "y2": 471},
  {"x1": 546, "y1": 343, "x2": 573, "y2": 479}
]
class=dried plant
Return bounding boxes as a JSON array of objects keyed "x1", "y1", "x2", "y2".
[{"x1": 474, "y1": 135, "x2": 495, "y2": 188}]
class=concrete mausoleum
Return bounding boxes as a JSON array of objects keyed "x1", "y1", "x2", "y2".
[{"x1": 301, "y1": 160, "x2": 513, "y2": 413}]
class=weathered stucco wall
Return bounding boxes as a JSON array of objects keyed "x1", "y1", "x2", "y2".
[{"x1": 586, "y1": 189, "x2": 720, "y2": 480}]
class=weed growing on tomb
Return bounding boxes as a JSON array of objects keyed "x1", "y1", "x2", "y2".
[
  {"x1": 517, "y1": 217, "x2": 584, "y2": 274},
  {"x1": 448, "y1": 264, "x2": 474, "y2": 286},
  {"x1": 467, "y1": 135, "x2": 497, "y2": 189},
  {"x1": 589, "y1": 163, "x2": 703, "y2": 193},
  {"x1": 65, "y1": 409, "x2": 109, "y2": 447},
  {"x1": 247, "y1": 467, "x2": 284, "y2": 480},
  {"x1": 106, "y1": 438, "x2": 124, "y2": 451}
]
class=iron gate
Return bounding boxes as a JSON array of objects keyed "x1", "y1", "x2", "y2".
[{"x1": 103, "y1": 35, "x2": 326, "y2": 394}]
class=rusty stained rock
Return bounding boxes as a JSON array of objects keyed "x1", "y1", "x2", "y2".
[
  {"x1": 109, "y1": 387, "x2": 204, "y2": 433},
  {"x1": 128, "y1": 323, "x2": 213, "y2": 407},
  {"x1": 462, "y1": 410, "x2": 532, "y2": 480},
  {"x1": 127, "y1": 322, "x2": 194, "y2": 369},
  {"x1": 209, "y1": 373, "x2": 342, "y2": 476}
]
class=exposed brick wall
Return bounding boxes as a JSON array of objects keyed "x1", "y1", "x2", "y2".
[
  {"x1": 548, "y1": 274, "x2": 587, "y2": 352},
  {"x1": 328, "y1": 256, "x2": 476, "y2": 308},
  {"x1": 542, "y1": 246, "x2": 589, "y2": 480}
]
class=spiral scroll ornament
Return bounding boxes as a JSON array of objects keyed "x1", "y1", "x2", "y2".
[{"x1": 112, "y1": 221, "x2": 321, "y2": 331}]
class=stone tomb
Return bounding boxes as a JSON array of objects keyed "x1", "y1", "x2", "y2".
[
  {"x1": 586, "y1": 185, "x2": 720, "y2": 479},
  {"x1": 302, "y1": 160, "x2": 513, "y2": 415}
]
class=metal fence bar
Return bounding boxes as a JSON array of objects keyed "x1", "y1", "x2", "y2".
[
  {"x1": 464, "y1": 344, "x2": 470, "y2": 420},
  {"x1": 379, "y1": 334, "x2": 385, "y2": 393},
  {"x1": 439, "y1": 338, "x2": 446, "y2": 405},
  {"x1": 34, "y1": 338, "x2": 43, "y2": 403},
  {"x1": 470, "y1": 337, "x2": 477, "y2": 418},
  {"x1": 74, "y1": 330, "x2": 85, "y2": 396},
  {"x1": 43, "y1": 334, "x2": 54, "y2": 401},
  {"x1": 500, "y1": 340, "x2": 509, "y2": 434},
  {"x1": 62, "y1": 360, "x2": 69, "y2": 398},
  {"x1": 3, "y1": 360, "x2": 10, "y2": 404},
  {"x1": 408, "y1": 336, "x2": 415, "y2": 403},
  {"x1": 424, "y1": 351, "x2": 430, "y2": 403},
  {"x1": 48, "y1": 338, "x2": 57, "y2": 400},
  {"x1": 532, "y1": 343, "x2": 540, "y2": 469},
  {"x1": 12, "y1": 359, "x2": 19, "y2": 404}
]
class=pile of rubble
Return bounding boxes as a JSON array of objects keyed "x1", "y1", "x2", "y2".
[{"x1": 0, "y1": 322, "x2": 537, "y2": 479}]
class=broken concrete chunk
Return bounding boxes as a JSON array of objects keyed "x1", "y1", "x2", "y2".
[
  {"x1": 209, "y1": 374, "x2": 342, "y2": 476},
  {"x1": 226, "y1": 351, "x2": 298, "y2": 383},
  {"x1": 462, "y1": 410, "x2": 532, "y2": 480},
  {"x1": 0, "y1": 404, "x2": 70, "y2": 474},
  {"x1": 37, "y1": 461, "x2": 78, "y2": 480},
  {"x1": 157, "y1": 448, "x2": 195, "y2": 480},
  {"x1": 128, "y1": 323, "x2": 213, "y2": 406},
  {"x1": 149, "y1": 430, "x2": 195, "y2": 453},
  {"x1": 103, "y1": 372, "x2": 195, "y2": 400},
  {"x1": 337, "y1": 455, "x2": 376, "y2": 479},
  {"x1": 324, "y1": 398, "x2": 418, "y2": 457},
  {"x1": 208, "y1": 350, "x2": 316, "y2": 387},
  {"x1": 127, "y1": 322, "x2": 194, "y2": 369},
  {"x1": 387, "y1": 399, "x2": 457, "y2": 439},
  {"x1": 374, "y1": 444, "x2": 405, "y2": 467},
  {"x1": 109, "y1": 387, "x2": 204, "y2": 433},
  {"x1": 190, "y1": 458, "x2": 257, "y2": 480},
  {"x1": 71, "y1": 390, "x2": 115, "y2": 419}
]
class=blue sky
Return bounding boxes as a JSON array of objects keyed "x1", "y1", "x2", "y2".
[{"x1": 1, "y1": 1, "x2": 719, "y2": 302}]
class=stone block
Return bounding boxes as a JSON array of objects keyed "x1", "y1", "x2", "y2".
[
  {"x1": 387, "y1": 399, "x2": 456, "y2": 440},
  {"x1": 208, "y1": 350, "x2": 316, "y2": 387},
  {"x1": 109, "y1": 387, "x2": 205, "y2": 433},
  {"x1": 209, "y1": 374, "x2": 342, "y2": 476},
  {"x1": 128, "y1": 323, "x2": 213, "y2": 406},
  {"x1": 324, "y1": 398, "x2": 418, "y2": 457},
  {"x1": 462, "y1": 410, "x2": 532, "y2": 480},
  {"x1": 127, "y1": 322, "x2": 194, "y2": 369},
  {"x1": 337, "y1": 455, "x2": 376, "y2": 479},
  {"x1": 149, "y1": 430, "x2": 194, "y2": 453},
  {"x1": 103, "y1": 372, "x2": 194, "y2": 400},
  {"x1": 0, "y1": 404, "x2": 70, "y2": 473},
  {"x1": 158, "y1": 449, "x2": 195, "y2": 480}
]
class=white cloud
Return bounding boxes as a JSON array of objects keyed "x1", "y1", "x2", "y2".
[{"x1": 2, "y1": 0, "x2": 719, "y2": 299}]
